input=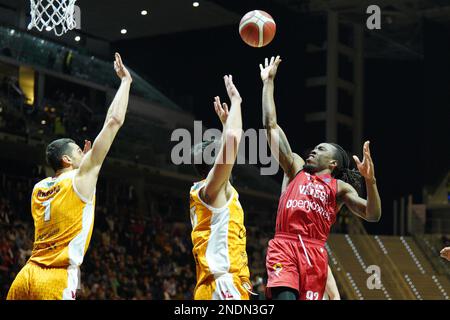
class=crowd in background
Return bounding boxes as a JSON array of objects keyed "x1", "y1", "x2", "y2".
[
  {"x1": 0, "y1": 75, "x2": 100, "y2": 143},
  {"x1": 0, "y1": 68, "x2": 275, "y2": 300},
  {"x1": 1, "y1": 163, "x2": 449, "y2": 300},
  {"x1": 0, "y1": 170, "x2": 269, "y2": 300}
]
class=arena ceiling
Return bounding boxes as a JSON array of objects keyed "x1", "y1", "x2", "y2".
[
  {"x1": 0, "y1": 0, "x2": 241, "y2": 41},
  {"x1": 2, "y1": 0, "x2": 450, "y2": 59}
]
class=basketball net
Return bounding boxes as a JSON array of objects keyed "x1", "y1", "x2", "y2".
[{"x1": 28, "y1": 0, "x2": 77, "y2": 36}]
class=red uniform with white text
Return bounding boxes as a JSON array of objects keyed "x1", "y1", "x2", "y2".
[{"x1": 266, "y1": 170, "x2": 338, "y2": 300}]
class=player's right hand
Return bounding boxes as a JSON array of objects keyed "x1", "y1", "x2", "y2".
[
  {"x1": 223, "y1": 75, "x2": 242, "y2": 104},
  {"x1": 114, "y1": 52, "x2": 132, "y2": 83},
  {"x1": 440, "y1": 247, "x2": 450, "y2": 261},
  {"x1": 260, "y1": 55, "x2": 282, "y2": 82}
]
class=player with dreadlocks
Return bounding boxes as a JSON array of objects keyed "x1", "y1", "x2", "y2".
[{"x1": 259, "y1": 56, "x2": 382, "y2": 300}]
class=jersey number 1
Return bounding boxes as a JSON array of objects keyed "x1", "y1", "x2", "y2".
[{"x1": 42, "y1": 199, "x2": 53, "y2": 222}]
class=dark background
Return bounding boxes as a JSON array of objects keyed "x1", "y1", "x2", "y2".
[{"x1": 113, "y1": 6, "x2": 450, "y2": 235}]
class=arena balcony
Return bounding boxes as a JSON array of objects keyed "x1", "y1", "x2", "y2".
[{"x1": 0, "y1": 25, "x2": 181, "y2": 111}]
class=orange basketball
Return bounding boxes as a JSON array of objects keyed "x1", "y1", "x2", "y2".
[{"x1": 239, "y1": 10, "x2": 276, "y2": 48}]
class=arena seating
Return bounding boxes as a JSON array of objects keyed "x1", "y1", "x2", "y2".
[{"x1": 327, "y1": 233, "x2": 450, "y2": 300}]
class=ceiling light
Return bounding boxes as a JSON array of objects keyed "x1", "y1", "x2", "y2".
[
  {"x1": 121, "y1": 29, "x2": 127, "y2": 34},
  {"x1": 193, "y1": 2, "x2": 199, "y2": 7},
  {"x1": 45, "y1": 26, "x2": 52, "y2": 31},
  {"x1": 75, "y1": 36, "x2": 81, "y2": 42},
  {"x1": 141, "y1": 10, "x2": 148, "y2": 15}
]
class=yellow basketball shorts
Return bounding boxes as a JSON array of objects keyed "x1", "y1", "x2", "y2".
[
  {"x1": 194, "y1": 273, "x2": 252, "y2": 300},
  {"x1": 7, "y1": 262, "x2": 80, "y2": 300}
]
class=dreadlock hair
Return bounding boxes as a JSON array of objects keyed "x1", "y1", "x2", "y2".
[{"x1": 329, "y1": 143, "x2": 362, "y2": 194}]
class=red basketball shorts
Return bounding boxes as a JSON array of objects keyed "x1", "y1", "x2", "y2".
[{"x1": 265, "y1": 232, "x2": 328, "y2": 300}]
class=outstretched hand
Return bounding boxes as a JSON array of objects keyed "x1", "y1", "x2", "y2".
[
  {"x1": 260, "y1": 55, "x2": 282, "y2": 82},
  {"x1": 213, "y1": 75, "x2": 241, "y2": 126},
  {"x1": 353, "y1": 141, "x2": 376, "y2": 182},
  {"x1": 223, "y1": 75, "x2": 241, "y2": 104},
  {"x1": 114, "y1": 53, "x2": 132, "y2": 82}
]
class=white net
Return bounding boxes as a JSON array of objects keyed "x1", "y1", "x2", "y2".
[{"x1": 28, "y1": 0, "x2": 77, "y2": 36}]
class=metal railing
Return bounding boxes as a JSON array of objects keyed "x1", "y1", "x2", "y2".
[
  {"x1": 0, "y1": 25, "x2": 180, "y2": 110},
  {"x1": 413, "y1": 233, "x2": 450, "y2": 280}
]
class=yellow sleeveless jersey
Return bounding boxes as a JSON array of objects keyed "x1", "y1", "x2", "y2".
[
  {"x1": 29, "y1": 169, "x2": 95, "y2": 268},
  {"x1": 189, "y1": 181, "x2": 250, "y2": 287}
]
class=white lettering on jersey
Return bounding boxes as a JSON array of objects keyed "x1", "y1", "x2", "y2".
[{"x1": 285, "y1": 199, "x2": 332, "y2": 221}]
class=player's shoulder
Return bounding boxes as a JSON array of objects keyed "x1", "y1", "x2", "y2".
[
  {"x1": 191, "y1": 180, "x2": 204, "y2": 191},
  {"x1": 33, "y1": 170, "x2": 77, "y2": 189},
  {"x1": 336, "y1": 179, "x2": 347, "y2": 188},
  {"x1": 336, "y1": 179, "x2": 356, "y2": 196},
  {"x1": 290, "y1": 152, "x2": 305, "y2": 174},
  {"x1": 33, "y1": 176, "x2": 52, "y2": 190},
  {"x1": 292, "y1": 152, "x2": 305, "y2": 164},
  {"x1": 227, "y1": 182, "x2": 239, "y2": 198}
]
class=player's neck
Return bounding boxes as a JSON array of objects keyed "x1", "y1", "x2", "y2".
[
  {"x1": 313, "y1": 168, "x2": 332, "y2": 176},
  {"x1": 53, "y1": 166, "x2": 73, "y2": 178}
]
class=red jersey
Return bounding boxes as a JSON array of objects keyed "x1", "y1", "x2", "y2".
[{"x1": 275, "y1": 170, "x2": 338, "y2": 242}]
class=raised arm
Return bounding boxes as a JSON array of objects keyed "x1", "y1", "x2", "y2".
[
  {"x1": 339, "y1": 141, "x2": 381, "y2": 222},
  {"x1": 74, "y1": 53, "x2": 132, "y2": 201},
  {"x1": 260, "y1": 56, "x2": 304, "y2": 180},
  {"x1": 281, "y1": 153, "x2": 304, "y2": 193},
  {"x1": 202, "y1": 75, "x2": 242, "y2": 207}
]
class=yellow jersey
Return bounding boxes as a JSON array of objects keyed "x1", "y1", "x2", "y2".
[
  {"x1": 189, "y1": 181, "x2": 250, "y2": 288},
  {"x1": 29, "y1": 169, "x2": 95, "y2": 268}
]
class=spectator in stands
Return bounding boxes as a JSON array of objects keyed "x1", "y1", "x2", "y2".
[
  {"x1": 0, "y1": 161, "x2": 269, "y2": 300},
  {"x1": 0, "y1": 198, "x2": 11, "y2": 225}
]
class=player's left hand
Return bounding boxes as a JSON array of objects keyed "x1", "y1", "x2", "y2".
[
  {"x1": 83, "y1": 140, "x2": 92, "y2": 154},
  {"x1": 353, "y1": 141, "x2": 376, "y2": 183},
  {"x1": 114, "y1": 52, "x2": 132, "y2": 83},
  {"x1": 440, "y1": 247, "x2": 450, "y2": 261}
]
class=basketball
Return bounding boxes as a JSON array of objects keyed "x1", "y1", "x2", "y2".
[{"x1": 239, "y1": 10, "x2": 276, "y2": 48}]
